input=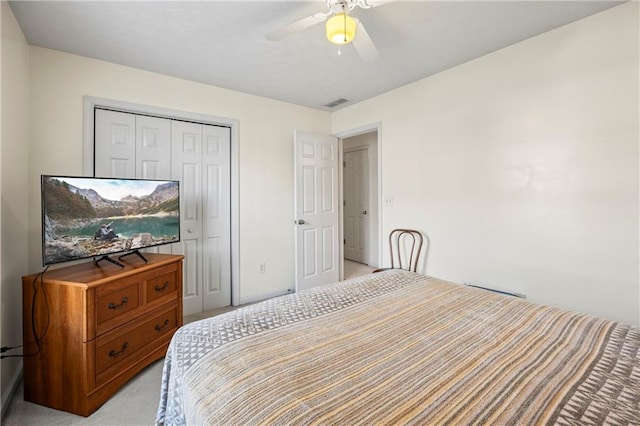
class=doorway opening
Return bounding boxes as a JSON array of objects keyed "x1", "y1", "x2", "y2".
[{"x1": 341, "y1": 129, "x2": 379, "y2": 277}]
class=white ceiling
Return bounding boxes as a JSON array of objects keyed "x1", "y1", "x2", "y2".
[{"x1": 9, "y1": 1, "x2": 623, "y2": 111}]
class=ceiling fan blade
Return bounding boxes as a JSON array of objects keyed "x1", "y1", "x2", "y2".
[
  {"x1": 352, "y1": 19, "x2": 379, "y2": 61},
  {"x1": 356, "y1": 0, "x2": 396, "y2": 8},
  {"x1": 266, "y1": 12, "x2": 329, "y2": 41}
]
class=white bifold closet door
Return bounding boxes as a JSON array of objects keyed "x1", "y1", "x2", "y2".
[
  {"x1": 95, "y1": 110, "x2": 172, "y2": 180},
  {"x1": 94, "y1": 109, "x2": 231, "y2": 315},
  {"x1": 171, "y1": 121, "x2": 231, "y2": 314}
]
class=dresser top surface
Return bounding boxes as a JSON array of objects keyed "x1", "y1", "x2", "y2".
[{"x1": 23, "y1": 253, "x2": 184, "y2": 287}]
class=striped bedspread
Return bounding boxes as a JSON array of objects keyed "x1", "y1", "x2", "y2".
[{"x1": 156, "y1": 270, "x2": 640, "y2": 425}]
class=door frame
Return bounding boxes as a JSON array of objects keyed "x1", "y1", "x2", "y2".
[
  {"x1": 336, "y1": 122, "x2": 382, "y2": 278},
  {"x1": 82, "y1": 96, "x2": 241, "y2": 306}
]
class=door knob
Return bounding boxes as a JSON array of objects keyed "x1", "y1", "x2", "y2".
[
  {"x1": 295, "y1": 219, "x2": 306, "y2": 225},
  {"x1": 362, "y1": 210, "x2": 367, "y2": 215}
]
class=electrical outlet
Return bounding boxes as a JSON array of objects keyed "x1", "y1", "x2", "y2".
[
  {"x1": 258, "y1": 262, "x2": 266, "y2": 274},
  {"x1": 384, "y1": 196, "x2": 394, "y2": 207}
]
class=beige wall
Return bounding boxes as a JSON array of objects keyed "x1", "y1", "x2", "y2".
[
  {"x1": 333, "y1": 2, "x2": 640, "y2": 325},
  {"x1": 28, "y1": 47, "x2": 331, "y2": 303},
  {"x1": 1, "y1": 0, "x2": 30, "y2": 413}
]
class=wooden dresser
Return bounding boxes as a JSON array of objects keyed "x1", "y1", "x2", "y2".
[{"x1": 22, "y1": 253, "x2": 184, "y2": 416}]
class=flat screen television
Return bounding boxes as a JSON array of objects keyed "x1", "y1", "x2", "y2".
[{"x1": 42, "y1": 175, "x2": 180, "y2": 266}]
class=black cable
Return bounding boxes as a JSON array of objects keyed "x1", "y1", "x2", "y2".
[{"x1": 1, "y1": 266, "x2": 50, "y2": 360}]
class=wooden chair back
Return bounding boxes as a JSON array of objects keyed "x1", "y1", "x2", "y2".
[{"x1": 388, "y1": 229, "x2": 424, "y2": 272}]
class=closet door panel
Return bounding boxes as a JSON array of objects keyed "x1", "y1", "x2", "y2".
[
  {"x1": 171, "y1": 121, "x2": 204, "y2": 316},
  {"x1": 95, "y1": 110, "x2": 135, "y2": 178},
  {"x1": 204, "y1": 236, "x2": 222, "y2": 297},
  {"x1": 136, "y1": 115, "x2": 171, "y2": 180},
  {"x1": 202, "y1": 125, "x2": 231, "y2": 310},
  {"x1": 136, "y1": 115, "x2": 172, "y2": 254},
  {"x1": 180, "y1": 239, "x2": 200, "y2": 300}
]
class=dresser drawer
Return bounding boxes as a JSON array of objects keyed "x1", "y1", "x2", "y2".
[
  {"x1": 95, "y1": 305, "x2": 178, "y2": 385},
  {"x1": 146, "y1": 271, "x2": 177, "y2": 303},
  {"x1": 96, "y1": 282, "x2": 140, "y2": 324}
]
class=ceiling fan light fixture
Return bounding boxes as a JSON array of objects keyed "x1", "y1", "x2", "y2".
[{"x1": 326, "y1": 13, "x2": 356, "y2": 45}]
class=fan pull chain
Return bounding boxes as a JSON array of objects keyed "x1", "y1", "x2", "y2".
[{"x1": 343, "y1": 12, "x2": 347, "y2": 43}]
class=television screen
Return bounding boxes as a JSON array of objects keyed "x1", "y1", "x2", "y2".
[{"x1": 42, "y1": 175, "x2": 180, "y2": 266}]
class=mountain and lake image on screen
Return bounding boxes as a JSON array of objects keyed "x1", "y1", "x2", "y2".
[{"x1": 42, "y1": 176, "x2": 180, "y2": 265}]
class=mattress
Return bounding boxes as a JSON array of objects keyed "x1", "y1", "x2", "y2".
[{"x1": 156, "y1": 270, "x2": 639, "y2": 425}]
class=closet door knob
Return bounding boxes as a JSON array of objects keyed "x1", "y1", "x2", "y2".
[{"x1": 295, "y1": 219, "x2": 306, "y2": 225}]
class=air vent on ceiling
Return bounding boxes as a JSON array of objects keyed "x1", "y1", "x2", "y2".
[{"x1": 324, "y1": 98, "x2": 349, "y2": 108}]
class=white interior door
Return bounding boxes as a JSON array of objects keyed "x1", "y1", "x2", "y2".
[
  {"x1": 294, "y1": 130, "x2": 340, "y2": 292},
  {"x1": 343, "y1": 148, "x2": 369, "y2": 264}
]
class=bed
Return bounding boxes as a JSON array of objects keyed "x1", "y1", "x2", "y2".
[{"x1": 156, "y1": 269, "x2": 639, "y2": 425}]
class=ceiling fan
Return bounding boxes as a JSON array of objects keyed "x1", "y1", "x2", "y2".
[{"x1": 266, "y1": 0, "x2": 390, "y2": 61}]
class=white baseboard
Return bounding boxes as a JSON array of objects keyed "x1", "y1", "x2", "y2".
[{"x1": 1, "y1": 361, "x2": 23, "y2": 420}]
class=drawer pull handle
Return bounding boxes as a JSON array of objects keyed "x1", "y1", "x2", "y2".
[
  {"x1": 109, "y1": 342, "x2": 129, "y2": 357},
  {"x1": 108, "y1": 297, "x2": 129, "y2": 310},
  {"x1": 154, "y1": 281, "x2": 170, "y2": 292},
  {"x1": 155, "y1": 319, "x2": 170, "y2": 332}
]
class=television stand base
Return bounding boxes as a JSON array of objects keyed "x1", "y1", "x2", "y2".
[
  {"x1": 94, "y1": 255, "x2": 124, "y2": 268},
  {"x1": 119, "y1": 249, "x2": 148, "y2": 264}
]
